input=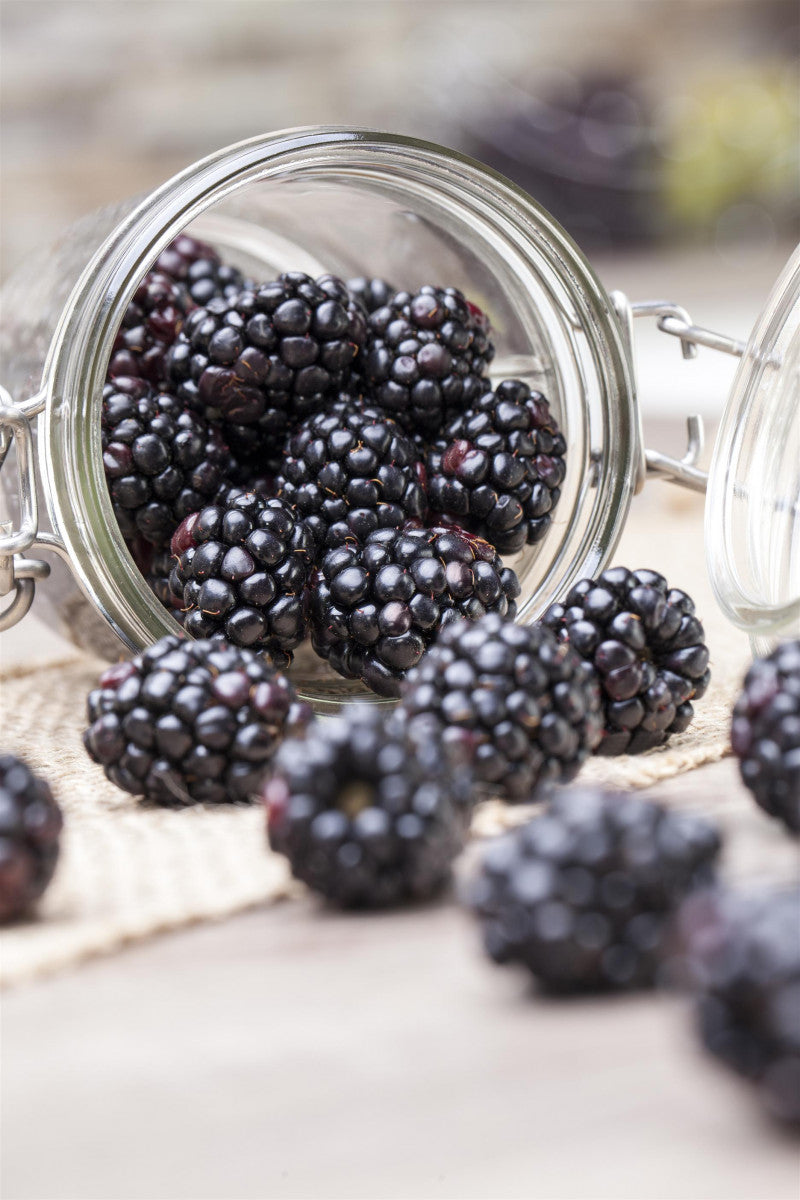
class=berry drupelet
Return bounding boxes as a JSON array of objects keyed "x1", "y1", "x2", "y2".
[
  {"x1": 543, "y1": 567, "x2": 710, "y2": 755},
  {"x1": 264, "y1": 704, "x2": 472, "y2": 907},
  {"x1": 427, "y1": 380, "x2": 567, "y2": 554},
  {"x1": 467, "y1": 785, "x2": 721, "y2": 992},
  {"x1": 168, "y1": 493, "x2": 313, "y2": 667},
  {"x1": 310, "y1": 525, "x2": 520, "y2": 697},
  {"x1": 731, "y1": 640, "x2": 800, "y2": 833},
  {"x1": 677, "y1": 886, "x2": 800, "y2": 1124},
  {"x1": 401, "y1": 612, "x2": 602, "y2": 801},
  {"x1": 108, "y1": 271, "x2": 192, "y2": 386},
  {"x1": 146, "y1": 547, "x2": 184, "y2": 622},
  {"x1": 0, "y1": 755, "x2": 63, "y2": 923},
  {"x1": 84, "y1": 635, "x2": 312, "y2": 805},
  {"x1": 102, "y1": 377, "x2": 231, "y2": 547},
  {"x1": 277, "y1": 402, "x2": 427, "y2": 555},
  {"x1": 346, "y1": 275, "x2": 397, "y2": 314},
  {"x1": 154, "y1": 233, "x2": 250, "y2": 306},
  {"x1": 362, "y1": 285, "x2": 494, "y2": 437}
]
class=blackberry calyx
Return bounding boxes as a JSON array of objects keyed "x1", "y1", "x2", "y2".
[{"x1": 0, "y1": 755, "x2": 63, "y2": 923}]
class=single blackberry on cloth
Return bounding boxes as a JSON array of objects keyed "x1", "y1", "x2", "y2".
[
  {"x1": 466, "y1": 785, "x2": 721, "y2": 992},
  {"x1": 277, "y1": 402, "x2": 427, "y2": 555},
  {"x1": 311, "y1": 524, "x2": 520, "y2": 697},
  {"x1": 731, "y1": 640, "x2": 800, "y2": 832},
  {"x1": 401, "y1": 612, "x2": 602, "y2": 801},
  {"x1": 108, "y1": 270, "x2": 192, "y2": 386},
  {"x1": 168, "y1": 493, "x2": 313, "y2": 667},
  {"x1": 264, "y1": 704, "x2": 472, "y2": 907},
  {"x1": 676, "y1": 886, "x2": 800, "y2": 1124},
  {"x1": 346, "y1": 275, "x2": 397, "y2": 314},
  {"x1": 543, "y1": 567, "x2": 710, "y2": 755},
  {"x1": 102, "y1": 377, "x2": 231, "y2": 547},
  {"x1": 84, "y1": 635, "x2": 312, "y2": 806},
  {"x1": 427, "y1": 379, "x2": 567, "y2": 554},
  {"x1": 166, "y1": 271, "x2": 367, "y2": 470},
  {"x1": 155, "y1": 233, "x2": 250, "y2": 305},
  {"x1": 0, "y1": 755, "x2": 63, "y2": 923},
  {"x1": 362, "y1": 285, "x2": 494, "y2": 437}
]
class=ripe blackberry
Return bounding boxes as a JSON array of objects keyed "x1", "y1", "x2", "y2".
[
  {"x1": 155, "y1": 233, "x2": 250, "y2": 305},
  {"x1": 264, "y1": 704, "x2": 472, "y2": 907},
  {"x1": 362, "y1": 285, "x2": 494, "y2": 437},
  {"x1": 84, "y1": 635, "x2": 312, "y2": 806},
  {"x1": 677, "y1": 886, "x2": 800, "y2": 1124},
  {"x1": 347, "y1": 275, "x2": 396, "y2": 314},
  {"x1": 466, "y1": 785, "x2": 721, "y2": 992},
  {"x1": 145, "y1": 547, "x2": 184, "y2": 623},
  {"x1": 166, "y1": 271, "x2": 367, "y2": 467},
  {"x1": 0, "y1": 755, "x2": 63, "y2": 923},
  {"x1": 102, "y1": 377, "x2": 231, "y2": 547},
  {"x1": 168, "y1": 493, "x2": 313, "y2": 666},
  {"x1": 543, "y1": 567, "x2": 710, "y2": 756},
  {"x1": 401, "y1": 613, "x2": 602, "y2": 801},
  {"x1": 311, "y1": 525, "x2": 520, "y2": 697},
  {"x1": 427, "y1": 380, "x2": 567, "y2": 554},
  {"x1": 731, "y1": 640, "x2": 800, "y2": 833},
  {"x1": 277, "y1": 403, "x2": 427, "y2": 555},
  {"x1": 108, "y1": 270, "x2": 192, "y2": 386}
]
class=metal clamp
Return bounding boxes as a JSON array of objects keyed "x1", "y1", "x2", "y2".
[{"x1": 0, "y1": 391, "x2": 50, "y2": 633}]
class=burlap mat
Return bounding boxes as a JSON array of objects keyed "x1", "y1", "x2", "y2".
[{"x1": 0, "y1": 489, "x2": 752, "y2": 987}]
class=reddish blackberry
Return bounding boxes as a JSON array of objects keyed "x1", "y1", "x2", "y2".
[
  {"x1": 84, "y1": 635, "x2": 312, "y2": 806},
  {"x1": 401, "y1": 613, "x2": 602, "y2": 801},
  {"x1": 102, "y1": 377, "x2": 231, "y2": 547},
  {"x1": 0, "y1": 755, "x2": 63, "y2": 923},
  {"x1": 166, "y1": 271, "x2": 367, "y2": 466},
  {"x1": 155, "y1": 233, "x2": 250, "y2": 305},
  {"x1": 677, "y1": 886, "x2": 800, "y2": 1124},
  {"x1": 427, "y1": 380, "x2": 567, "y2": 554},
  {"x1": 466, "y1": 785, "x2": 721, "y2": 992},
  {"x1": 731, "y1": 640, "x2": 800, "y2": 833},
  {"x1": 543, "y1": 568, "x2": 710, "y2": 756},
  {"x1": 108, "y1": 270, "x2": 192, "y2": 386},
  {"x1": 277, "y1": 403, "x2": 427, "y2": 556},
  {"x1": 362, "y1": 285, "x2": 494, "y2": 436},
  {"x1": 311, "y1": 525, "x2": 520, "y2": 697},
  {"x1": 264, "y1": 704, "x2": 472, "y2": 907},
  {"x1": 168, "y1": 493, "x2": 313, "y2": 666},
  {"x1": 346, "y1": 275, "x2": 396, "y2": 314}
]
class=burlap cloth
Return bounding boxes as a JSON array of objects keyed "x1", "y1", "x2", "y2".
[{"x1": 0, "y1": 489, "x2": 752, "y2": 987}]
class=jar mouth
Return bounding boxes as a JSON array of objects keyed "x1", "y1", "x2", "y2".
[{"x1": 39, "y1": 126, "x2": 636, "y2": 670}]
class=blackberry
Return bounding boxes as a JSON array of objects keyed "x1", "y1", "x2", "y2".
[
  {"x1": 102, "y1": 377, "x2": 231, "y2": 547},
  {"x1": 347, "y1": 275, "x2": 396, "y2": 314},
  {"x1": 166, "y1": 271, "x2": 367, "y2": 468},
  {"x1": 155, "y1": 233, "x2": 250, "y2": 305},
  {"x1": 277, "y1": 402, "x2": 427, "y2": 556},
  {"x1": 264, "y1": 704, "x2": 472, "y2": 907},
  {"x1": 362, "y1": 285, "x2": 494, "y2": 437},
  {"x1": 108, "y1": 270, "x2": 192, "y2": 386},
  {"x1": 731, "y1": 640, "x2": 800, "y2": 833},
  {"x1": 677, "y1": 886, "x2": 800, "y2": 1124},
  {"x1": 543, "y1": 567, "x2": 710, "y2": 755},
  {"x1": 168, "y1": 493, "x2": 313, "y2": 666},
  {"x1": 466, "y1": 785, "x2": 721, "y2": 992},
  {"x1": 0, "y1": 755, "x2": 63, "y2": 923},
  {"x1": 401, "y1": 612, "x2": 602, "y2": 801},
  {"x1": 311, "y1": 525, "x2": 520, "y2": 697},
  {"x1": 145, "y1": 547, "x2": 184, "y2": 623},
  {"x1": 427, "y1": 380, "x2": 567, "y2": 554},
  {"x1": 84, "y1": 635, "x2": 312, "y2": 806}
]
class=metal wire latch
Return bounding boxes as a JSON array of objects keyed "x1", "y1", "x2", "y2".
[{"x1": 0, "y1": 391, "x2": 50, "y2": 632}]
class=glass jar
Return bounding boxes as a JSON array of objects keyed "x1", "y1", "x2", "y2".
[{"x1": 1, "y1": 128, "x2": 797, "y2": 700}]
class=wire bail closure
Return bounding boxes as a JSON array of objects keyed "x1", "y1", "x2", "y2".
[{"x1": 0, "y1": 388, "x2": 50, "y2": 632}]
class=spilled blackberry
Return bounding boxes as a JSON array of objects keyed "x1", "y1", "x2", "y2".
[
  {"x1": 155, "y1": 233, "x2": 250, "y2": 305},
  {"x1": 347, "y1": 276, "x2": 396, "y2": 314},
  {"x1": 362, "y1": 285, "x2": 494, "y2": 436},
  {"x1": 168, "y1": 493, "x2": 313, "y2": 666},
  {"x1": 84, "y1": 635, "x2": 312, "y2": 805},
  {"x1": 277, "y1": 403, "x2": 427, "y2": 556},
  {"x1": 676, "y1": 886, "x2": 800, "y2": 1124},
  {"x1": 401, "y1": 612, "x2": 602, "y2": 801},
  {"x1": 0, "y1": 755, "x2": 63, "y2": 923},
  {"x1": 166, "y1": 271, "x2": 367, "y2": 469},
  {"x1": 311, "y1": 525, "x2": 520, "y2": 697},
  {"x1": 731, "y1": 640, "x2": 800, "y2": 833},
  {"x1": 265, "y1": 704, "x2": 472, "y2": 907},
  {"x1": 108, "y1": 270, "x2": 191, "y2": 386},
  {"x1": 543, "y1": 567, "x2": 710, "y2": 755},
  {"x1": 427, "y1": 380, "x2": 567, "y2": 554},
  {"x1": 102, "y1": 377, "x2": 231, "y2": 547},
  {"x1": 466, "y1": 785, "x2": 721, "y2": 992}
]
